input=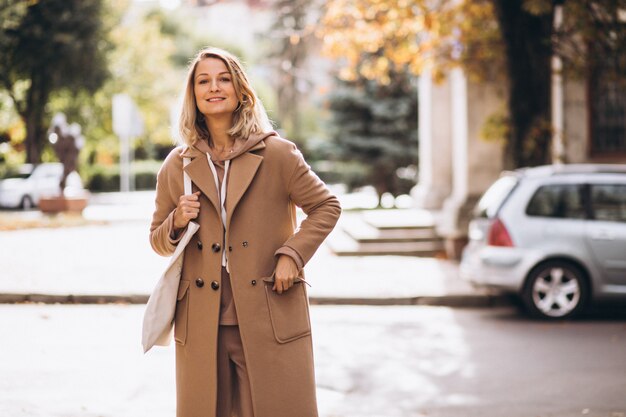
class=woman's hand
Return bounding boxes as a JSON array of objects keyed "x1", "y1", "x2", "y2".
[
  {"x1": 273, "y1": 255, "x2": 299, "y2": 294},
  {"x1": 173, "y1": 191, "x2": 201, "y2": 230}
]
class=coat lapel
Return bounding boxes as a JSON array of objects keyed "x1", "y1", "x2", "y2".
[
  {"x1": 226, "y1": 151, "x2": 263, "y2": 229},
  {"x1": 183, "y1": 154, "x2": 220, "y2": 214}
]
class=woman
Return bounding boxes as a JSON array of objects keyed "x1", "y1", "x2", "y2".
[{"x1": 149, "y1": 47, "x2": 341, "y2": 417}]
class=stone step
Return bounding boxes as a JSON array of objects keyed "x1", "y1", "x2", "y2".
[
  {"x1": 362, "y1": 209, "x2": 438, "y2": 230},
  {"x1": 328, "y1": 239, "x2": 445, "y2": 257},
  {"x1": 340, "y1": 210, "x2": 441, "y2": 243},
  {"x1": 345, "y1": 226, "x2": 440, "y2": 243},
  {"x1": 326, "y1": 209, "x2": 445, "y2": 257}
]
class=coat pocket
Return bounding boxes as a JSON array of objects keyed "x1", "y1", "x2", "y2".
[
  {"x1": 174, "y1": 280, "x2": 190, "y2": 345},
  {"x1": 263, "y1": 277, "x2": 312, "y2": 344}
]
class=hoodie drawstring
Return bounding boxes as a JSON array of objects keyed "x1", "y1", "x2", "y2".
[{"x1": 206, "y1": 155, "x2": 230, "y2": 272}]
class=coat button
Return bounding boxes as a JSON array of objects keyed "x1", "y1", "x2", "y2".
[
  {"x1": 197, "y1": 241, "x2": 203, "y2": 250},
  {"x1": 242, "y1": 241, "x2": 248, "y2": 248},
  {"x1": 211, "y1": 243, "x2": 221, "y2": 253},
  {"x1": 228, "y1": 246, "x2": 233, "y2": 252},
  {"x1": 211, "y1": 281, "x2": 220, "y2": 290},
  {"x1": 251, "y1": 280, "x2": 257, "y2": 286},
  {"x1": 195, "y1": 278, "x2": 204, "y2": 288}
]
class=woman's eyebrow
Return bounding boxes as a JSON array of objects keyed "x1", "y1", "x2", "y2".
[{"x1": 195, "y1": 71, "x2": 230, "y2": 79}]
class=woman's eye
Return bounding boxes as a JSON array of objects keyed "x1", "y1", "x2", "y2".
[
  {"x1": 198, "y1": 79, "x2": 208, "y2": 85},
  {"x1": 220, "y1": 77, "x2": 231, "y2": 82}
]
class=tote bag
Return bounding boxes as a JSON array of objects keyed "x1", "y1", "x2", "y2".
[{"x1": 142, "y1": 157, "x2": 199, "y2": 353}]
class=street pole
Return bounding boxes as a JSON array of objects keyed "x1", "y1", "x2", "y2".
[
  {"x1": 113, "y1": 94, "x2": 142, "y2": 193},
  {"x1": 119, "y1": 133, "x2": 130, "y2": 193},
  {"x1": 551, "y1": 2, "x2": 565, "y2": 165}
]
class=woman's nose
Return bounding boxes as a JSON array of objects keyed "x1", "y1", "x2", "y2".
[{"x1": 209, "y1": 79, "x2": 220, "y2": 91}]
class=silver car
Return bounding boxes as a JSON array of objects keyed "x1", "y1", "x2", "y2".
[
  {"x1": 461, "y1": 164, "x2": 626, "y2": 319},
  {"x1": 0, "y1": 163, "x2": 83, "y2": 209}
]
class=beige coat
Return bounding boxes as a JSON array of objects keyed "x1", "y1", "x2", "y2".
[{"x1": 150, "y1": 133, "x2": 341, "y2": 417}]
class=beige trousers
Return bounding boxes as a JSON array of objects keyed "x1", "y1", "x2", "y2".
[{"x1": 216, "y1": 325, "x2": 254, "y2": 417}]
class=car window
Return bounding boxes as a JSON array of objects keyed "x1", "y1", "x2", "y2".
[
  {"x1": 591, "y1": 184, "x2": 626, "y2": 222},
  {"x1": 526, "y1": 184, "x2": 586, "y2": 219},
  {"x1": 2, "y1": 173, "x2": 30, "y2": 179},
  {"x1": 474, "y1": 175, "x2": 518, "y2": 218},
  {"x1": 1, "y1": 165, "x2": 33, "y2": 179}
]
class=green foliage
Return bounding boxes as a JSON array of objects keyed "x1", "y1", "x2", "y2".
[
  {"x1": 562, "y1": 1, "x2": 626, "y2": 80},
  {"x1": 0, "y1": 1, "x2": 282, "y2": 170},
  {"x1": 50, "y1": 3, "x2": 250, "y2": 167},
  {"x1": 481, "y1": 107, "x2": 510, "y2": 143},
  {"x1": 321, "y1": 0, "x2": 626, "y2": 168},
  {"x1": 311, "y1": 160, "x2": 369, "y2": 190},
  {"x1": 0, "y1": 0, "x2": 112, "y2": 163},
  {"x1": 144, "y1": 8, "x2": 245, "y2": 69},
  {"x1": 8, "y1": 1, "x2": 110, "y2": 91},
  {"x1": 0, "y1": 159, "x2": 22, "y2": 179},
  {"x1": 47, "y1": 2, "x2": 182, "y2": 166},
  {"x1": 328, "y1": 70, "x2": 418, "y2": 202},
  {"x1": 0, "y1": 90, "x2": 23, "y2": 148},
  {"x1": 522, "y1": 0, "x2": 552, "y2": 15},
  {"x1": 265, "y1": 0, "x2": 318, "y2": 147},
  {"x1": 82, "y1": 160, "x2": 161, "y2": 192}
]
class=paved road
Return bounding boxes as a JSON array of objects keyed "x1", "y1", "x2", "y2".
[{"x1": 1, "y1": 305, "x2": 624, "y2": 417}]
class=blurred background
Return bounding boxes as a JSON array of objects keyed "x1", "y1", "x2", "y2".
[
  {"x1": 1, "y1": 1, "x2": 626, "y2": 416},
  {"x1": 1, "y1": 0, "x2": 625, "y2": 251}
]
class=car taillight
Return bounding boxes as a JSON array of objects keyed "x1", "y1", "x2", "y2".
[{"x1": 487, "y1": 218, "x2": 514, "y2": 247}]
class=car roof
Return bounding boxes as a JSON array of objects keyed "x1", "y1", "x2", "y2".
[
  {"x1": 33, "y1": 162, "x2": 63, "y2": 169},
  {"x1": 17, "y1": 164, "x2": 35, "y2": 175},
  {"x1": 511, "y1": 164, "x2": 626, "y2": 179}
]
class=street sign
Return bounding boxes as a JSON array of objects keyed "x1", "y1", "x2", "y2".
[
  {"x1": 113, "y1": 94, "x2": 144, "y2": 192},
  {"x1": 113, "y1": 94, "x2": 144, "y2": 138}
]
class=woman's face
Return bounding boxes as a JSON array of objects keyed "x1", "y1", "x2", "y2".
[{"x1": 193, "y1": 57, "x2": 239, "y2": 120}]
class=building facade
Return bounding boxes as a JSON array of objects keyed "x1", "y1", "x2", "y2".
[{"x1": 414, "y1": 66, "x2": 626, "y2": 258}]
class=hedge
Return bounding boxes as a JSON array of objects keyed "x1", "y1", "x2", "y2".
[{"x1": 83, "y1": 160, "x2": 162, "y2": 192}]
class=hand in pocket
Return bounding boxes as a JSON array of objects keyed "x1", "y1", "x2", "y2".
[{"x1": 273, "y1": 254, "x2": 299, "y2": 294}]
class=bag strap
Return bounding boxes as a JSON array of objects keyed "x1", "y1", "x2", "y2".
[{"x1": 183, "y1": 157, "x2": 192, "y2": 195}]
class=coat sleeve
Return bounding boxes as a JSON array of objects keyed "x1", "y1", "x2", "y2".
[
  {"x1": 274, "y1": 144, "x2": 342, "y2": 266},
  {"x1": 149, "y1": 150, "x2": 186, "y2": 257}
]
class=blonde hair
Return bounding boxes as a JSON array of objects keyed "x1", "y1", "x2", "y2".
[{"x1": 178, "y1": 47, "x2": 272, "y2": 146}]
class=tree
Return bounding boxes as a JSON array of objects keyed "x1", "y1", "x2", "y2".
[
  {"x1": 0, "y1": 0, "x2": 110, "y2": 163},
  {"x1": 319, "y1": 0, "x2": 501, "y2": 82},
  {"x1": 320, "y1": 0, "x2": 626, "y2": 168},
  {"x1": 49, "y1": 2, "x2": 249, "y2": 167},
  {"x1": 266, "y1": 0, "x2": 319, "y2": 147},
  {"x1": 492, "y1": 0, "x2": 626, "y2": 166},
  {"x1": 49, "y1": 1, "x2": 183, "y2": 165},
  {"x1": 491, "y1": 1, "x2": 553, "y2": 167},
  {"x1": 329, "y1": 68, "x2": 418, "y2": 205}
]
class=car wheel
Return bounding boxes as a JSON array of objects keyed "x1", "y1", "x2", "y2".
[
  {"x1": 522, "y1": 261, "x2": 589, "y2": 320},
  {"x1": 21, "y1": 195, "x2": 34, "y2": 210}
]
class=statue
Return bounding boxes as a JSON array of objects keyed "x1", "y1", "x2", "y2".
[
  {"x1": 39, "y1": 113, "x2": 88, "y2": 214},
  {"x1": 49, "y1": 113, "x2": 84, "y2": 194}
]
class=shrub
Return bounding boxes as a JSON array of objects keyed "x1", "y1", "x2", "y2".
[
  {"x1": 311, "y1": 160, "x2": 369, "y2": 191},
  {"x1": 83, "y1": 160, "x2": 161, "y2": 192}
]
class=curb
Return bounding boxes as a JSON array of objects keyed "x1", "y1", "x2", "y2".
[
  {"x1": 310, "y1": 294, "x2": 514, "y2": 308},
  {"x1": 0, "y1": 293, "x2": 150, "y2": 304},
  {"x1": 0, "y1": 292, "x2": 514, "y2": 308}
]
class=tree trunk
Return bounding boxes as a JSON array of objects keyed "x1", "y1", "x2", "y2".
[
  {"x1": 23, "y1": 71, "x2": 49, "y2": 164},
  {"x1": 492, "y1": 0, "x2": 554, "y2": 169}
]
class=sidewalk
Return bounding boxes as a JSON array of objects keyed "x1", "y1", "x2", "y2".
[{"x1": 0, "y1": 191, "x2": 510, "y2": 307}]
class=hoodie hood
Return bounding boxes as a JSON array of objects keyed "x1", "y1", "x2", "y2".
[{"x1": 189, "y1": 131, "x2": 278, "y2": 161}]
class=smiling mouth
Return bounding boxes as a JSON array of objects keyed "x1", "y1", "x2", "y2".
[{"x1": 207, "y1": 98, "x2": 226, "y2": 102}]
